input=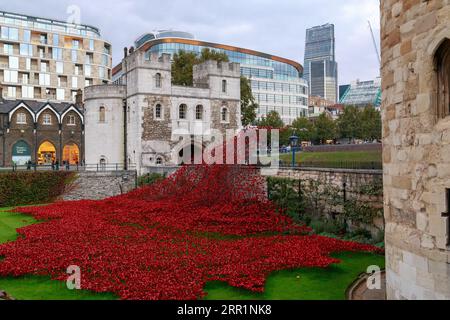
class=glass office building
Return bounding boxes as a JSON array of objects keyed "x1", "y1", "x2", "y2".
[
  {"x1": 339, "y1": 78, "x2": 382, "y2": 108},
  {"x1": 113, "y1": 32, "x2": 308, "y2": 124},
  {"x1": 304, "y1": 24, "x2": 338, "y2": 103}
]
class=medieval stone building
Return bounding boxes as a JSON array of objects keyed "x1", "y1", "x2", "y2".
[
  {"x1": 84, "y1": 50, "x2": 242, "y2": 174},
  {"x1": 381, "y1": 0, "x2": 450, "y2": 299},
  {"x1": 0, "y1": 90, "x2": 84, "y2": 167}
]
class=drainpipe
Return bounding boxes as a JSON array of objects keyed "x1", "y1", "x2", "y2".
[
  {"x1": 123, "y1": 99, "x2": 127, "y2": 171},
  {"x1": 123, "y1": 47, "x2": 128, "y2": 171}
]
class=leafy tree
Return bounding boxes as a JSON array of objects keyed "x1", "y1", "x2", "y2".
[
  {"x1": 240, "y1": 76, "x2": 258, "y2": 126},
  {"x1": 336, "y1": 105, "x2": 381, "y2": 142},
  {"x1": 257, "y1": 111, "x2": 285, "y2": 147},
  {"x1": 198, "y1": 48, "x2": 229, "y2": 63},
  {"x1": 291, "y1": 117, "x2": 314, "y2": 142},
  {"x1": 336, "y1": 105, "x2": 361, "y2": 142},
  {"x1": 360, "y1": 106, "x2": 382, "y2": 141},
  {"x1": 171, "y1": 50, "x2": 198, "y2": 86},
  {"x1": 314, "y1": 113, "x2": 336, "y2": 144},
  {"x1": 257, "y1": 111, "x2": 284, "y2": 129}
]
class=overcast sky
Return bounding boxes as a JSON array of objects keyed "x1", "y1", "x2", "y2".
[{"x1": 1, "y1": 0, "x2": 381, "y2": 85}]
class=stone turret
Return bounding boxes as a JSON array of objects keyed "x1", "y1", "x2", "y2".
[{"x1": 381, "y1": 0, "x2": 450, "y2": 300}]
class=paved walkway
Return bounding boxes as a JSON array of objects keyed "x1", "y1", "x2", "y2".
[{"x1": 348, "y1": 271, "x2": 386, "y2": 300}]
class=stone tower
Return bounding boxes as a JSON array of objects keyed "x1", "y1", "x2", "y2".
[
  {"x1": 381, "y1": 0, "x2": 450, "y2": 299},
  {"x1": 84, "y1": 49, "x2": 241, "y2": 174}
]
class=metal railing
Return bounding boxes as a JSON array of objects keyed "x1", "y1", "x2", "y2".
[
  {"x1": 279, "y1": 160, "x2": 382, "y2": 170},
  {"x1": 0, "y1": 163, "x2": 136, "y2": 173}
]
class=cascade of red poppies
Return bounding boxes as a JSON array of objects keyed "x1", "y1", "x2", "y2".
[{"x1": 0, "y1": 164, "x2": 381, "y2": 300}]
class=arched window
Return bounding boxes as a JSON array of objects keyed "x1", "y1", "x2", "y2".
[
  {"x1": 436, "y1": 39, "x2": 450, "y2": 119},
  {"x1": 195, "y1": 105, "x2": 203, "y2": 120},
  {"x1": 99, "y1": 106, "x2": 106, "y2": 123},
  {"x1": 155, "y1": 73, "x2": 162, "y2": 88},
  {"x1": 179, "y1": 104, "x2": 187, "y2": 120},
  {"x1": 156, "y1": 157, "x2": 163, "y2": 165},
  {"x1": 99, "y1": 156, "x2": 107, "y2": 171},
  {"x1": 221, "y1": 107, "x2": 229, "y2": 123},
  {"x1": 222, "y1": 79, "x2": 227, "y2": 93},
  {"x1": 16, "y1": 112, "x2": 27, "y2": 124},
  {"x1": 155, "y1": 104, "x2": 162, "y2": 119}
]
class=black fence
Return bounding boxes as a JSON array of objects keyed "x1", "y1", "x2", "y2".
[
  {"x1": 279, "y1": 160, "x2": 382, "y2": 170},
  {"x1": 0, "y1": 163, "x2": 136, "y2": 173}
]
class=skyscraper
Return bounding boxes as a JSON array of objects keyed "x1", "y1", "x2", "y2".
[{"x1": 304, "y1": 24, "x2": 338, "y2": 103}]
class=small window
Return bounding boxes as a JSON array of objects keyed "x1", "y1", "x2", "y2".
[
  {"x1": 222, "y1": 79, "x2": 227, "y2": 93},
  {"x1": 155, "y1": 104, "x2": 162, "y2": 119},
  {"x1": 16, "y1": 112, "x2": 27, "y2": 124},
  {"x1": 43, "y1": 114, "x2": 52, "y2": 125},
  {"x1": 156, "y1": 157, "x2": 163, "y2": 165},
  {"x1": 155, "y1": 73, "x2": 162, "y2": 88},
  {"x1": 195, "y1": 105, "x2": 203, "y2": 120},
  {"x1": 221, "y1": 107, "x2": 229, "y2": 123},
  {"x1": 179, "y1": 104, "x2": 187, "y2": 120},
  {"x1": 99, "y1": 106, "x2": 106, "y2": 123},
  {"x1": 68, "y1": 115, "x2": 76, "y2": 125},
  {"x1": 99, "y1": 157, "x2": 106, "y2": 171},
  {"x1": 436, "y1": 39, "x2": 450, "y2": 119}
]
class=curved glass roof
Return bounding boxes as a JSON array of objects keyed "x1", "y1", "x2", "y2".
[{"x1": 135, "y1": 31, "x2": 195, "y2": 49}]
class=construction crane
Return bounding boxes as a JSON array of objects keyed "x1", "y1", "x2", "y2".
[{"x1": 368, "y1": 20, "x2": 381, "y2": 68}]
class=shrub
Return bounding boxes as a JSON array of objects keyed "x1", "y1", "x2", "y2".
[
  {"x1": 267, "y1": 177, "x2": 303, "y2": 221},
  {"x1": 310, "y1": 218, "x2": 346, "y2": 235},
  {"x1": 138, "y1": 173, "x2": 165, "y2": 187},
  {"x1": 0, "y1": 172, "x2": 74, "y2": 207}
]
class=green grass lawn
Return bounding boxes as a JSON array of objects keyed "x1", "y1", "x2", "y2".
[
  {"x1": 280, "y1": 150, "x2": 382, "y2": 164},
  {"x1": 0, "y1": 207, "x2": 384, "y2": 300}
]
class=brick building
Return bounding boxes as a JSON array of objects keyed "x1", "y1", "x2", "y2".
[
  {"x1": 0, "y1": 88, "x2": 84, "y2": 167},
  {"x1": 381, "y1": 0, "x2": 450, "y2": 299}
]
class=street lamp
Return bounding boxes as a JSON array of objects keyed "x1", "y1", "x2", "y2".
[{"x1": 289, "y1": 135, "x2": 299, "y2": 167}]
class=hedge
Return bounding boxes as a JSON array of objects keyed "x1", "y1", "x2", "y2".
[{"x1": 0, "y1": 172, "x2": 75, "y2": 207}]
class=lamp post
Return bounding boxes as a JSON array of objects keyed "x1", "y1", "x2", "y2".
[{"x1": 289, "y1": 135, "x2": 299, "y2": 168}]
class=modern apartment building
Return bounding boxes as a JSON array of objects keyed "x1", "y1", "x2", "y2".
[
  {"x1": 113, "y1": 31, "x2": 309, "y2": 125},
  {"x1": 303, "y1": 24, "x2": 338, "y2": 103},
  {"x1": 0, "y1": 10, "x2": 112, "y2": 103}
]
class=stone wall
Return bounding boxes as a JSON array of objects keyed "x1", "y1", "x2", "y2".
[
  {"x1": 263, "y1": 167, "x2": 384, "y2": 232},
  {"x1": 381, "y1": 0, "x2": 450, "y2": 300},
  {"x1": 62, "y1": 171, "x2": 137, "y2": 201}
]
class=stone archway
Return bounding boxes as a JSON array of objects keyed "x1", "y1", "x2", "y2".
[
  {"x1": 63, "y1": 143, "x2": 80, "y2": 165},
  {"x1": 37, "y1": 141, "x2": 57, "y2": 165},
  {"x1": 11, "y1": 140, "x2": 31, "y2": 166},
  {"x1": 177, "y1": 143, "x2": 204, "y2": 165}
]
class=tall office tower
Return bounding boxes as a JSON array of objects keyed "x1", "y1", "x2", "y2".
[
  {"x1": 304, "y1": 23, "x2": 338, "y2": 103},
  {"x1": 0, "y1": 10, "x2": 112, "y2": 102}
]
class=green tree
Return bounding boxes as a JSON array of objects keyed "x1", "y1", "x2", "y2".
[
  {"x1": 171, "y1": 50, "x2": 198, "y2": 86},
  {"x1": 314, "y1": 113, "x2": 336, "y2": 144},
  {"x1": 198, "y1": 48, "x2": 229, "y2": 63},
  {"x1": 337, "y1": 105, "x2": 361, "y2": 142},
  {"x1": 360, "y1": 106, "x2": 382, "y2": 141},
  {"x1": 257, "y1": 111, "x2": 286, "y2": 146},
  {"x1": 291, "y1": 117, "x2": 314, "y2": 142},
  {"x1": 240, "y1": 76, "x2": 258, "y2": 126},
  {"x1": 257, "y1": 111, "x2": 284, "y2": 129}
]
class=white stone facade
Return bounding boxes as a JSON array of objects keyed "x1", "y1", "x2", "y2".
[
  {"x1": 381, "y1": 0, "x2": 450, "y2": 300},
  {"x1": 84, "y1": 50, "x2": 241, "y2": 174}
]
